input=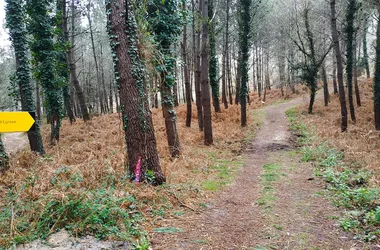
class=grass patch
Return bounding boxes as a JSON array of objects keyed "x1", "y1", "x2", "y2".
[
  {"x1": 0, "y1": 188, "x2": 145, "y2": 249},
  {"x1": 200, "y1": 154, "x2": 244, "y2": 192},
  {"x1": 288, "y1": 107, "x2": 380, "y2": 242},
  {"x1": 256, "y1": 163, "x2": 281, "y2": 210}
]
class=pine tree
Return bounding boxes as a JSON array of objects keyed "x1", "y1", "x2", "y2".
[
  {"x1": 56, "y1": 0, "x2": 75, "y2": 124},
  {"x1": 106, "y1": 0, "x2": 165, "y2": 184},
  {"x1": 147, "y1": 0, "x2": 182, "y2": 157},
  {"x1": 200, "y1": 0, "x2": 213, "y2": 145},
  {"x1": 5, "y1": 0, "x2": 45, "y2": 155},
  {"x1": 331, "y1": 0, "x2": 348, "y2": 132},
  {"x1": 238, "y1": 0, "x2": 252, "y2": 126},
  {"x1": 209, "y1": 0, "x2": 221, "y2": 113},
  {"x1": 27, "y1": 0, "x2": 63, "y2": 145},
  {"x1": 345, "y1": 0, "x2": 356, "y2": 122},
  {"x1": 374, "y1": 7, "x2": 380, "y2": 130}
]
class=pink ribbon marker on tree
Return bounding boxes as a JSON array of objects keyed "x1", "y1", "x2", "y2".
[{"x1": 134, "y1": 156, "x2": 142, "y2": 183}]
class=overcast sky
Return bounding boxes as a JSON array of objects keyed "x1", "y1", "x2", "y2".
[{"x1": 0, "y1": 0, "x2": 11, "y2": 48}]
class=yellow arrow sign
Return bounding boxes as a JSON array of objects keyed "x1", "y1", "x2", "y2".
[{"x1": 0, "y1": 112, "x2": 35, "y2": 133}]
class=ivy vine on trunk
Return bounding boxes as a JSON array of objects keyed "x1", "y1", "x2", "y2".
[
  {"x1": 106, "y1": 0, "x2": 165, "y2": 184},
  {"x1": 147, "y1": 0, "x2": 182, "y2": 157},
  {"x1": 27, "y1": 0, "x2": 63, "y2": 145},
  {"x1": 5, "y1": 0, "x2": 45, "y2": 155}
]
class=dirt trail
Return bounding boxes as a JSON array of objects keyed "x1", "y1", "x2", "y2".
[{"x1": 151, "y1": 98, "x2": 357, "y2": 249}]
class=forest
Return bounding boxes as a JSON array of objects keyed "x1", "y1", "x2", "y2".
[{"x1": 0, "y1": 0, "x2": 380, "y2": 248}]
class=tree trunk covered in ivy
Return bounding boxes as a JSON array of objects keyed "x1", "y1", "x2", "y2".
[
  {"x1": 5, "y1": 0, "x2": 45, "y2": 155},
  {"x1": 182, "y1": 1, "x2": 192, "y2": 127},
  {"x1": 0, "y1": 135, "x2": 9, "y2": 172},
  {"x1": 238, "y1": 0, "x2": 251, "y2": 127},
  {"x1": 201, "y1": 0, "x2": 213, "y2": 145},
  {"x1": 57, "y1": 0, "x2": 75, "y2": 124},
  {"x1": 208, "y1": 0, "x2": 220, "y2": 113},
  {"x1": 147, "y1": 0, "x2": 181, "y2": 157},
  {"x1": 106, "y1": 0, "x2": 165, "y2": 184},
  {"x1": 195, "y1": 0, "x2": 203, "y2": 131},
  {"x1": 28, "y1": 0, "x2": 63, "y2": 145},
  {"x1": 331, "y1": 0, "x2": 348, "y2": 132},
  {"x1": 374, "y1": 8, "x2": 380, "y2": 130},
  {"x1": 68, "y1": 0, "x2": 90, "y2": 122},
  {"x1": 345, "y1": 0, "x2": 356, "y2": 122},
  {"x1": 363, "y1": 18, "x2": 370, "y2": 79}
]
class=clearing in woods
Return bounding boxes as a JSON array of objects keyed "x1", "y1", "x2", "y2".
[
  {"x1": 151, "y1": 98, "x2": 358, "y2": 250},
  {"x1": 2, "y1": 97, "x2": 362, "y2": 249}
]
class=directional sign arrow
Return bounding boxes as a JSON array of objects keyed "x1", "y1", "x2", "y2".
[{"x1": 0, "y1": 112, "x2": 35, "y2": 133}]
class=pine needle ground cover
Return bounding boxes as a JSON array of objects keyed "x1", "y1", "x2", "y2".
[{"x1": 0, "y1": 89, "x2": 300, "y2": 248}]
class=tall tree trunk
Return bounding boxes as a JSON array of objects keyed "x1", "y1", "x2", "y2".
[
  {"x1": 256, "y1": 45, "x2": 262, "y2": 98},
  {"x1": 208, "y1": 0, "x2": 221, "y2": 112},
  {"x1": 332, "y1": 49, "x2": 338, "y2": 94},
  {"x1": 201, "y1": 0, "x2": 213, "y2": 145},
  {"x1": 374, "y1": 8, "x2": 380, "y2": 130},
  {"x1": 182, "y1": 2, "x2": 192, "y2": 127},
  {"x1": 346, "y1": 0, "x2": 356, "y2": 122},
  {"x1": 322, "y1": 62, "x2": 329, "y2": 107},
  {"x1": 222, "y1": 33, "x2": 228, "y2": 109},
  {"x1": 238, "y1": 0, "x2": 251, "y2": 127},
  {"x1": 235, "y1": 51, "x2": 241, "y2": 105},
  {"x1": 28, "y1": 0, "x2": 62, "y2": 145},
  {"x1": 36, "y1": 79, "x2": 41, "y2": 120},
  {"x1": 331, "y1": 0, "x2": 348, "y2": 132},
  {"x1": 106, "y1": 0, "x2": 165, "y2": 184},
  {"x1": 354, "y1": 32, "x2": 361, "y2": 107},
  {"x1": 195, "y1": 0, "x2": 203, "y2": 131},
  {"x1": 87, "y1": 1, "x2": 103, "y2": 115},
  {"x1": 59, "y1": 0, "x2": 75, "y2": 124},
  {"x1": 69, "y1": 0, "x2": 90, "y2": 121},
  {"x1": 109, "y1": 80, "x2": 114, "y2": 112},
  {"x1": 363, "y1": 18, "x2": 371, "y2": 79}
]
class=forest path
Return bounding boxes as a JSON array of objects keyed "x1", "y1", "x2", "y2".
[{"x1": 151, "y1": 98, "x2": 356, "y2": 249}]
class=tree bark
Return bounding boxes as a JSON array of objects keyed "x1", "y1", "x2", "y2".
[
  {"x1": 374, "y1": 8, "x2": 380, "y2": 130},
  {"x1": 363, "y1": 18, "x2": 371, "y2": 79},
  {"x1": 331, "y1": 0, "x2": 348, "y2": 132},
  {"x1": 59, "y1": 0, "x2": 75, "y2": 124},
  {"x1": 69, "y1": 0, "x2": 90, "y2": 121},
  {"x1": 322, "y1": 62, "x2": 329, "y2": 107},
  {"x1": 332, "y1": 49, "x2": 338, "y2": 94},
  {"x1": 182, "y1": 2, "x2": 192, "y2": 127},
  {"x1": 195, "y1": 0, "x2": 203, "y2": 131},
  {"x1": 106, "y1": 0, "x2": 165, "y2": 184},
  {"x1": 222, "y1": 33, "x2": 228, "y2": 109},
  {"x1": 353, "y1": 33, "x2": 361, "y2": 107},
  {"x1": 200, "y1": 0, "x2": 213, "y2": 145},
  {"x1": 345, "y1": 0, "x2": 356, "y2": 122},
  {"x1": 208, "y1": 0, "x2": 220, "y2": 112}
]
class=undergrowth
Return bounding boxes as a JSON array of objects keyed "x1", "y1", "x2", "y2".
[
  {"x1": 286, "y1": 107, "x2": 380, "y2": 242},
  {"x1": 0, "y1": 89, "x2": 299, "y2": 248}
]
